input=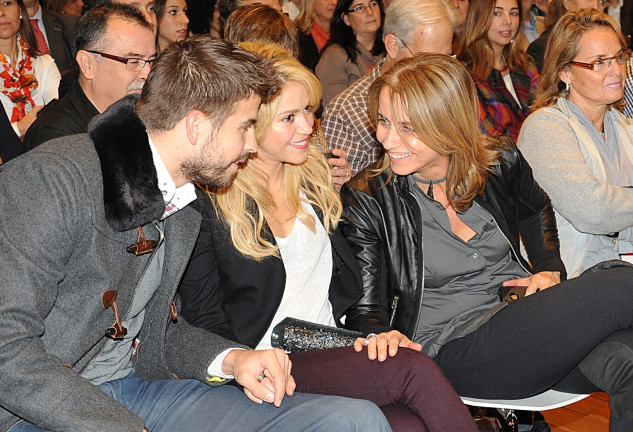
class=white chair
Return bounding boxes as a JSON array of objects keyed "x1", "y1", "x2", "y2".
[{"x1": 461, "y1": 390, "x2": 591, "y2": 431}]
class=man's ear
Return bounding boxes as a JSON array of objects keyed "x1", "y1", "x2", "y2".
[
  {"x1": 76, "y1": 50, "x2": 96, "y2": 79},
  {"x1": 184, "y1": 110, "x2": 207, "y2": 146},
  {"x1": 384, "y1": 33, "x2": 401, "y2": 59}
]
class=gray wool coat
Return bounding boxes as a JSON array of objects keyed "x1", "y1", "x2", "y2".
[{"x1": 0, "y1": 96, "x2": 244, "y2": 432}]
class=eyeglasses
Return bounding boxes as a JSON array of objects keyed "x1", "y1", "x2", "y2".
[
  {"x1": 87, "y1": 50, "x2": 156, "y2": 71},
  {"x1": 569, "y1": 49, "x2": 632, "y2": 72},
  {"x1": 393, "y1": 35, "x2": 414, "y2": 56},
  {"x1": 347, "y1": 1, "x2": 380, "y2": 13}
]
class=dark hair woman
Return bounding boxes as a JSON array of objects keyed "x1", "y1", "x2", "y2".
[
  {"x1": 315, "y1": 0, "x2": 385, "y2": 106},
  {"x1": 0, "y1": 0, "x2": 60, "y2": 138}
]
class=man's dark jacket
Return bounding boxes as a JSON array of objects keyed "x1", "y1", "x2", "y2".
[
  {"x1": 42, "y1": 9, "x2": 78, "y2": 97},
  {"x1": 23, "y1": 82, "x2": 99, "y2": 151}
]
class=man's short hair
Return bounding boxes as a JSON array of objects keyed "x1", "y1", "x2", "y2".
[
  {"x1": 75, "y1": 2, "x2": 153, "y2": 53},
  {"x1": 383, "y1": 0, "x2": 457, "y2": 46},
  {"x1": 137, "y1": 35, "x2": 280, "y2": 132},
  {"x1": 224, "y1": 4, "x2": 300, "y2": 57}
]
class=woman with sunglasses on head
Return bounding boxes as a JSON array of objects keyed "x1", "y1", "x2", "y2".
[
  {"x1": 340, "y1": 51, "x2": 633, "y2": 432},
  {"x1": 315, "y1": 0, "x2": 385, "y2": 107},
  {"x1": 0, "y1": 0, "x2": 60, "y2": 139},
  {"x1": 178, "y1": 42, "x2": 479, "y2": 432},
  {"x1": 455, "y1": 0, "x2": 538, "y2": 142},
  {"x1": 519, "y1": 10, "x2": 633, "y2": 278}
]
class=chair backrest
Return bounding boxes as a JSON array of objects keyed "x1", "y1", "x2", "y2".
[{"x1": 461, "y1": 390, "x2": 590, "y2": 411}]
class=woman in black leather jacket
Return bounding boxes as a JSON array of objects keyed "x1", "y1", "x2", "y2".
[
  {"x1": 179, "y1": 43, "x2": 478, "y2": 432},
  {"x1": 340, "y1": 53, "x2": 633, "y2": 432}
]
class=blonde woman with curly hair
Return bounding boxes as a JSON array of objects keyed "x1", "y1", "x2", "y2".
[{"x1": 178, "y1": 43, "x2": 478, "y2": 432}]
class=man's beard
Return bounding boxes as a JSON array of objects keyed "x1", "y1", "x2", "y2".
[{"x1": 180, "y1": 149, "x2": 251, "y2": 189}]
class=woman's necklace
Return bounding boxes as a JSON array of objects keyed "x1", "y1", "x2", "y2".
[{"x1": 413, "y1": 176, "x2": 447, "y2": 200}]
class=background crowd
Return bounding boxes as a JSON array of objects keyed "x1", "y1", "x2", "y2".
[{"x1": 1, "y1": 0, "x2": 633, "y2": 430}]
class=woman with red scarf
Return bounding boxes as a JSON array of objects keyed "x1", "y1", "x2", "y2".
[{"x1": 0, "y1": 0, "x2": 60, "y2": 139}]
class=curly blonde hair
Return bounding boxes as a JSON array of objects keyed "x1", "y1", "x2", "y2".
[{"x1": 208, "y1": 42, "x2": 342, "y2": 260}]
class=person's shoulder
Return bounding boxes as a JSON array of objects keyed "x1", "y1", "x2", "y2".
[
  {"x1": 326, "y1": 71, "x2": 374, "y2": 111},
  {"x1": 42, "y1": 8, "x2": 79, "y2": 27},
  {"x1": 321, "y1": 43, "x2": 347, "y2": 56}
]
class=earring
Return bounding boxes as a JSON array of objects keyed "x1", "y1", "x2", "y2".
[
  {"x1": 565, "y1": 82, "x2": 570, "y2": 92},
  {"x1": 19, "y1": 15, "x2": 23, "y2": 19}
]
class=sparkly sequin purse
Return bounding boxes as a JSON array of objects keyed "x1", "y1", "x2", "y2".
[{"x1": 271, "y1": 317, "x2": 362, "y2": 352}]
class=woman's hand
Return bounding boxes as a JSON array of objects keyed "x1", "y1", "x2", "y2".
[
  {"x1": 328, "y1": 148, "x2": 352, "y2": 192},
  {"x1": 17, "y1": 105, "x2": 43, "y2": 137},
  {"x1": 502, "y1": 271, "x2": 561, "y2": 296},
  {"x1": 353, "y1": 330, "x2": 422, "y2": 362}
]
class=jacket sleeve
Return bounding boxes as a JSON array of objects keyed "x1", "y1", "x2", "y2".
[
  {"x1": 518, "y1": 109, "x2": 633, "y2": 234},
  {"x1": 339, "y1": 182, "x2": 394, "y2": 336},
  {"x1": 178, "y1": 201, "x2": 239, "y2": 343},
  {"x1": 500, "y1": 140, "x2": 567, "y2": 277},
  {"x1": 0, "y1": 152, "x2": 146, "y2": 432}
]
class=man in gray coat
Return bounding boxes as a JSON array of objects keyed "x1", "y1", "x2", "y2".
[{"x1": 0, "y1": 36, "x2": 390, "y2": 432}]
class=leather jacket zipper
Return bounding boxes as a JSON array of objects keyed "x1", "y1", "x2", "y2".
[{"x1": 389, "y1": 295, "x2": 399, "y2": 326}]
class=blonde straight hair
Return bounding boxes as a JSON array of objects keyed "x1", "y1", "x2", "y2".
[
  {"x1": 368, "y1": 53, "x2": 500, "y2": 212},
  {"x1": 209, "y1": 42, "x2": 342, "y2": 260}
]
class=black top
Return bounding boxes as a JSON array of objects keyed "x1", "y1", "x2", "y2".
[
  {"x1": 178, "y1": 193, "x2": 363, "y2": 348},
  {"x1": 526, "y1": 26, "x2": 552, "y2": 74},
  {"x1": 0, "y1": 109, "x2": 22, "y2": 164},
  {"x1": 23, "y1": 82, "x2": 99, "y2": 152},
  {"x1": 298, "y1": 31, "x2": 320, "y2": 72}
]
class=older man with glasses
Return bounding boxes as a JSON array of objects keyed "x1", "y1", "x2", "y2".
[
  {"x1": 23, "y1": 2, "x2": 157, "y2": 151},
  {"x1": 321, "y1": 0, "x2": 457, "y2": 176}
]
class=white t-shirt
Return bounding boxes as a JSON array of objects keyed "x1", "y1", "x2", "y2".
[{"x1": 257, "y1": 200, "x2": 336, "y2": 349}]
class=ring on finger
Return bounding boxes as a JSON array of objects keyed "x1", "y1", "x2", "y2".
[
  {"x1": 257, "y1": 371, "x2": 265, "y2": 382},
  {"x1": 366, "y1": 333, "x2": 380, "y2": 342}
]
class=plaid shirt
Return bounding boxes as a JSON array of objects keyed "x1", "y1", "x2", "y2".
[
  {"x1": 625, "y1": 58, "x2": 633, "y2": 118},
  {"x1": 471, "y1": 62, "x2": 540, "y2": 142},
  {"x1": 321, "y1": 59, "x2": 386, "y2": 176}
]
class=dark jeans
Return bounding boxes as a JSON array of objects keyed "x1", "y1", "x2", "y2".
[
  {"x1": 434, "y1": 267, "x2": 633, "y2": 431},
  {"x1": 290, "y1": 345, "x2": 478, "y2": 432}
]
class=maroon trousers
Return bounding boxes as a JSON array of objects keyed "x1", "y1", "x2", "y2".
[{"x1": 290, "y1": 346, "x2": 477, "y2": 432}]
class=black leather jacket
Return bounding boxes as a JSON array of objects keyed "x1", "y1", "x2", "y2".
[{"x1": 339, "y1": 141, "x2": 566, "y2": 339}]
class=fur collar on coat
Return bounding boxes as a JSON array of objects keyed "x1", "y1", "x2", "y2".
[{"x1": 88, "y1": 94, "x2": 165, "y2": 232}]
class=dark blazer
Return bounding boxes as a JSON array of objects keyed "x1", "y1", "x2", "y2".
[
  {"x1": 0, "y1": 108, "x2": 21, "y2": 164},
  {"x1": 41, "y1": 9, "x2": 78, "y2": 97},
  {"x1": 339, "y1": 139, "x2": 566, "y2": 339},
  {"x1": 526, "y1": 26, "x2": 552, "y2": 74},
  {"x1": 23, "y1": 82, "x2": 99, "y2": 152},
  {"x1": 298, "y1": 31, "x2": 320, "y2": 72},
  {"x1": 179, "y1": 193, "x2": 364, "y2": 348}
]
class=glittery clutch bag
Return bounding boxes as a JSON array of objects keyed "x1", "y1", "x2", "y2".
[{"x1": 271, "y1": 317, "x2": 362, "y2": 353}]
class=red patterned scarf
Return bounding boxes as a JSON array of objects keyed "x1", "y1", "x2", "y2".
[{"x1": 0, "y1": 36, "x2": 39, "y2": 123}]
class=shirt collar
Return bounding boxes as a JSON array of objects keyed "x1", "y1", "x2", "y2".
[
  {"x1": 147, "y1": 135, "x2": 197, "y2": 219},
  {"x1": 32, "y1": 7, "x2": 43, "y2": 20}
]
